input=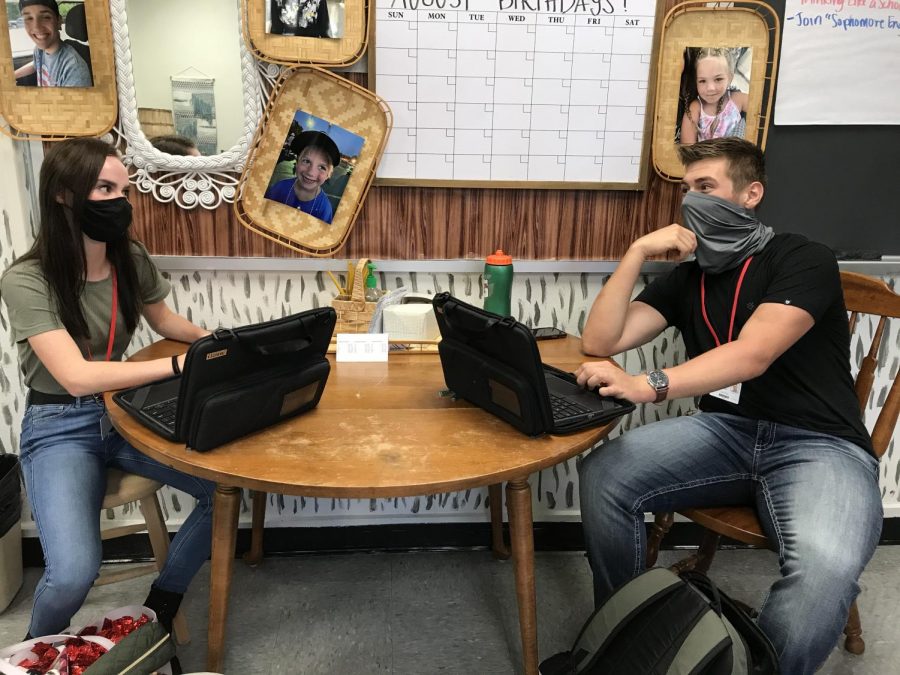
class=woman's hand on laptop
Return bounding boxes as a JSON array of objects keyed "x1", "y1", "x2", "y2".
[{"x1": 575, "y1": 361, "x2": 656, "y2": 404}]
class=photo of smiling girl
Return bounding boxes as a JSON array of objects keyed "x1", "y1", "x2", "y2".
[{"x1": 679, "y1": 47, "x2": 750, "y2": 145}]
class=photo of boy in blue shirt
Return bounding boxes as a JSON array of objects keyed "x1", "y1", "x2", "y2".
[
  {"x1": 265, "y1": 130, "x2": 341, "y2": 224},
  {"x1": 13, "y1": 0, "x2": 92, "y2": 88}
]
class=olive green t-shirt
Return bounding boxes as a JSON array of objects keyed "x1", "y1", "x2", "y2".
[{"x1": 0, "y1": 241, "x2": 171, "y2": 396}]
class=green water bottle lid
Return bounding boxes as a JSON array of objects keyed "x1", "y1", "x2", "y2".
[{"x1": 366, "y1": 262, "x2": 377, "y2": 288}]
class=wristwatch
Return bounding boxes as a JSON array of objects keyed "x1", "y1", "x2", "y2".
[{"x1": 646, "y1": 369, "x2": 669, "y2": 403}]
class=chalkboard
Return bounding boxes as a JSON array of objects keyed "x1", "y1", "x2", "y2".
[
  {"x1": 372, "y1": 0, "x2": 662, "y2": 188},
  {"x1": 759, "y1": 0, "x2": 900, "y2": 259}
]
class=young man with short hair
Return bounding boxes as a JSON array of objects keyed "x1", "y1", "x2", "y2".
[
  {"x1": 14, "y1": 0, "x2": 92, "y2": 88},
  {"x1": 576, "y1": 137, "x2": 880, "y2": 675}
]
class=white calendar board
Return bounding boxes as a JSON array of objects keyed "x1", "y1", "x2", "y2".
[{"x1": 373, "y1": 0, "x2": 660, "y2": 187}]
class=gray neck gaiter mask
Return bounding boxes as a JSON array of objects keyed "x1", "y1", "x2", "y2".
[{"x1": 681, "y1": 191, "x2": 774, "y2": 274}]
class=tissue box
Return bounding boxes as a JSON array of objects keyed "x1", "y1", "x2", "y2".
[{"x1": 383, "y1": 303, "x2": 440, "y2": 341}]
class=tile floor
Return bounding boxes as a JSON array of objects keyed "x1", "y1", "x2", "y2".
[{"x1": 0, "y1": 547, "x2": 897, "y2": 674}]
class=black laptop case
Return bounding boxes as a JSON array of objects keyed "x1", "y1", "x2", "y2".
[
  {"x1": 114, "y1": 307, "x2": 336, "y2": 451},
  {"x1": 432, "y1": 293, "x2": 633, "y2": 436}
]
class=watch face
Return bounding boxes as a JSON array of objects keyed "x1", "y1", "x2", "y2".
[{"x1": 648, "y1": 370, "x2": 668, "y2": 388}]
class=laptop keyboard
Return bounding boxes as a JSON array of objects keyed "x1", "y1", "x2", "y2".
[
  {"x1": 143, "y1": 397, "x2": 178, "y2": 430},
  {"x1": 549, "y1": 393, "x2": 592, "y2": 419}
]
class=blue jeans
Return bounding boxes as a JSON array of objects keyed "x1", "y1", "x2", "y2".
[
  {"x1": 579, "y1": 412, "x2": 882, "y2": 675},
  {"x1": 18, "y1": 397, "x2": 215, "y2": 636}
]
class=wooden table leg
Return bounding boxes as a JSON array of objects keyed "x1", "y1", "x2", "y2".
[
  {"x1": 242, "y1": 490, "x2": 267, "y2": 567},
  {"x1": 207, "y1": 484, "x2": 240, "y2": 673},
  {"x1": 489, "y1": 483, "x2": 510, "y2": 560},
  {"x1": 506, "y1": 477, "x2": 538, "y2": 675}
]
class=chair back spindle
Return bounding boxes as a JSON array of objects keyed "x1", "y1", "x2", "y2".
[{"x1": 841, "y1": 271, "x2": 900, "y2": 460}]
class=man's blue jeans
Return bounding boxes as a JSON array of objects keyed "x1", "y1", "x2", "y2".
[
  {"x1": 579, "y1": 412, "x2": 882, "y2": 675},
  {"x1": 18, "y1": 397, "x2": 215, "y2": 636}
]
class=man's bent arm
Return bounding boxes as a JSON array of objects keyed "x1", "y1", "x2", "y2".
[{"x1": 582, "y1": 224, "x2": 695, "y2": 356}]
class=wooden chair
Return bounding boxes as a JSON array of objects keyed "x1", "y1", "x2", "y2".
[
  {"x1": 96, "y1": 469, "x2": 190, "y2": 644},
  {"x1": 646, "y1": 271, "x2": 900, "y2": 655}
]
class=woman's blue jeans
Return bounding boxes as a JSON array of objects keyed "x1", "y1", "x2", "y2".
[
  {"x1": 579, "y1": 412, "x2": 882, "y2": 675},
  {"x1": 18, "y1": 397, "x2": 215, "y2": 636}
]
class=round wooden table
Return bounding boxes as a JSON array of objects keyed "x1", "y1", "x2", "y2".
[{"x1": 106, "y1": 336, "x2": 618, "y2": 674}]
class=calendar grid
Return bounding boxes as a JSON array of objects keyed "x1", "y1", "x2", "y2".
[{"x1": 375, "y1": 0, "x2": 658, "y2": 186}]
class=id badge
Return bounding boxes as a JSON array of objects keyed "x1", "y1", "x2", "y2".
[
  {"x1": 709, "y1": 382, "x2": 742, "y2": 404},
  {"x1": 100, "y1": 411, "x2": 114, "y2": 439}
]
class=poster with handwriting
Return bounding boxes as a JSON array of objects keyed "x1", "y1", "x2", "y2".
[
  {"x1": 776, "y1": 0, "x2": 900, "y2": 124},
  {"x1": 374, "y1": 0, "x2": 658, "y2": 185}
]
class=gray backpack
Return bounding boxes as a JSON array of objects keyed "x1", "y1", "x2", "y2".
[{"x1": 540, "y1": 568, "x2": 779, "y2": 675}]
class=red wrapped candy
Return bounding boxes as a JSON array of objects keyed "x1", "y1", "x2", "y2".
[
  {"x1": 79, "y1": 613, "x2": 152, "y2": 644},
  {"x1": 16, "y1": 641, "x2": 60, "y2": 671},
  {"x1": 16, "y1": 637, "x2": 108, "y2": 674},
  {"x1": 65, "y1": 637, "x2": 107, "y2": 675}
]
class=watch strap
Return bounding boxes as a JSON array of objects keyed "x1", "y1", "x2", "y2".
[
  {"x1": 653, "y1": 384, "x2": 669, "y2": 404},
  {"x1": 647, "y1": 369, "x2": 669, "y2": 403}
]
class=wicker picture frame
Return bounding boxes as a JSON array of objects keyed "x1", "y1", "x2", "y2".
[
  {"x1": 651, "y1": 1, "x2": 779, "y2": 181},
  {"x1": 234, "y1": 67, "x2": 391, "y2": 257},
  {"x1": 0, "y1": 0, "x2": 117, "y2": 139},
  {"x1": 243, "y1": 0, "x2": 368, "y2": 67}
]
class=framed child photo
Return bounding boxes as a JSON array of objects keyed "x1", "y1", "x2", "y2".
[
  {"x1": 234, "y1": 66, "x2": 391, "y2": 257},
  {"x1": 262, "y1": 112, "x2": 366, "y2": 226},
  {"x1": 651, "y1": 0, "x2": 779, "y2": 181},
  {"x1": 242, "y1": 0, "x2": 367, "y2": 67},
  {"x1": 0, "y1": 0, "x2": 117, "y2": 138},
  {"x1": 676, "y1": 46, "x2": 752, "y2": 146}
]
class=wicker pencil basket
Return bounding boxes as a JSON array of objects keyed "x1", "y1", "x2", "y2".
[{"x1": 332, "y1": 258, "x2": 379, "y2": 334}]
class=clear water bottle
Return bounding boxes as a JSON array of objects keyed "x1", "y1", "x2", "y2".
[{"x1": 483, "y1": 250, "x2": 513, "y2": 316}]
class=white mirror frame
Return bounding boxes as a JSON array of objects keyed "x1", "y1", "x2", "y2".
[{"x1": 108, "y1": 0, "x2": 276, "y2": 209}]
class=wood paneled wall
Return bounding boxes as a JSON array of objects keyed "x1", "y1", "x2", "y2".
[{"x1": 131, "y1": 75, "x2": 685, "y2": 261}]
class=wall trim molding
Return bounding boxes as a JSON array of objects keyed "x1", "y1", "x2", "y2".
[{"x1": 152, "y1": 257, "x2": 900, "y2": 275}]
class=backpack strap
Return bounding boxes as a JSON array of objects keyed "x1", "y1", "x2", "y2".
[
  {"x1": 664, "y1": 608, "x2": 733, "y2": 675},
  {"x1": 672, "y1": 572, "x2": 750, "y2": 675},
  {"x1": 720, "y1": 612, "x2": 749, "y2": 675},
  {"x1": 570, "y1": 568, "x2": 685, "y2": 671}
]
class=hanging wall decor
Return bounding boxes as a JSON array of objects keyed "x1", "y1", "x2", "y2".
[
  {"x1": 651, "y1": 0, "x2": 779, "y2": 181},
  {"x1": 243, "y1": 0, "x2": 367, "y2": 67},
  {"x1": 171, "y1": 68, "x2": 218, "y2": 156},
  {"x1": 234, "y1": 66, "x2": 391, "y2": 257}
]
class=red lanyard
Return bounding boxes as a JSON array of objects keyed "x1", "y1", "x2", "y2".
[
  {"x1": 700, "y1": 257, "x2": 753, "y2": 347},
  {"x1": 87, "y1": 268, "x2": 118, "y2": 362}
]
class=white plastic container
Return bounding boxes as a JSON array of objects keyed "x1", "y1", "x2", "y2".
[{"x1": 383, "y1": 303, "x2": 440, "y2": 341}]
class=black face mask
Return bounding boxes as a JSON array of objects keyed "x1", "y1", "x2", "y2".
[{"x1": 79, "y1": 197, "x2": 133, "y2": 243}]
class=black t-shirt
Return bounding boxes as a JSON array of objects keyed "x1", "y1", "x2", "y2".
[{"x1": 636, "y1": 233, "x2": 872, "y2": 454}]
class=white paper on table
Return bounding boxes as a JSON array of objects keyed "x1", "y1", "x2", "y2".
[{"x1": 335, "y1": 333, "x2": 390, "y2": 362}]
